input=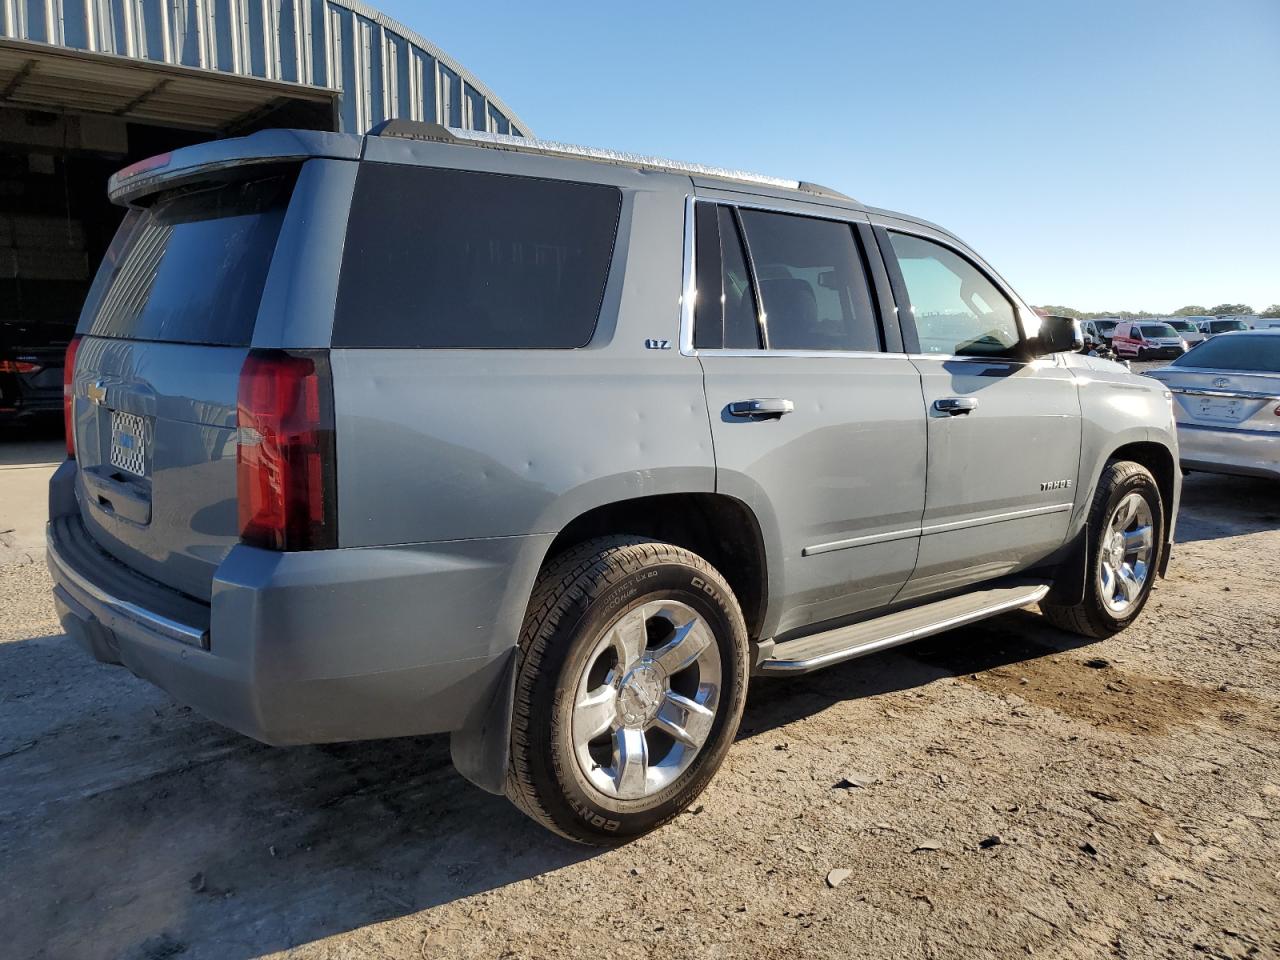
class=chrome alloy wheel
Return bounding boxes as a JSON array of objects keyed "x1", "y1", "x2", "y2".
[
  {"x1": 571, "y1": 600, "x2": 722, "y2": 801},
  {"x1": 1098, "y1": 491, "x2": 1155, "y2": 616}
]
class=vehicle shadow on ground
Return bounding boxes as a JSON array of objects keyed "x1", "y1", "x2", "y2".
[
  {"x1": 3, "y1": 608, "x2": 1101, "y2": 960},
  {"x1": 1175, "y1": 473, "x2": 1280, "y2": 544},
  {"x1": 740, "y1": 609, "x2": 1097, "y2": 742},
  {"x1": 0, "y1": 632, "x2": 597, "y2": 960}
]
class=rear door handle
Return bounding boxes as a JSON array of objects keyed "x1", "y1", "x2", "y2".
[
  {"x1": 728, "y1": 398, "x2": 795, "y2": 420},
  {"x1": 934, "y1": 397, "x2": 978, "y2": 416}
]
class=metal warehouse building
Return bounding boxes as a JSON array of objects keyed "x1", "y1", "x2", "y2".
[{"x1": 0, "y1": 0, "x2": 528, "y2": 358}]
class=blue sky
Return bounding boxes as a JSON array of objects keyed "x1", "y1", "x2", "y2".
[{"x1": 377, "y1": 0, "x2": 1279, "y2": 313}]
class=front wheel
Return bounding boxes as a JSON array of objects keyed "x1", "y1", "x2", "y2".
[
  {"x1": 506, "y1": 537, "x2": 749, "y2": 844},
  {"x1": 1042, "y1": 460, "x2": 1164, "y2": 639}
]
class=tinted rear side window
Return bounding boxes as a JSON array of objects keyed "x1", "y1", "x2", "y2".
[
  {"x1": 333, "y1": 164, "x2": 622, "y2": 348},
  {"x1": 84, "y1": 174, "x2": 294, "y2": 346},
  {"x1": 737, "y1": 210, "x2": 880, "y2": 352}
]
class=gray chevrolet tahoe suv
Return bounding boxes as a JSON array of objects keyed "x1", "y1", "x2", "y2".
[{"x1": 48, "y1": 123, "x2": 1180, "y2": 844}]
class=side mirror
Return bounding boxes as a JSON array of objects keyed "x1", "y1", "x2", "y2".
[{"x1": 1030, "y1": 315, "x2": 1084, "y2": 357}]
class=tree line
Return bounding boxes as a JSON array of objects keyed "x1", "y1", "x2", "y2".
[{"x1": 1035, "y1": 303, "x2": 1280, "y2": 321}]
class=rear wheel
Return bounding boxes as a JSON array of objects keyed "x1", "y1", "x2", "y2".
[
  {"x1": 506, "y1": 537, "x2": 749, "y2": 844},
  {"x1": 1042, "y1": 460, "x2": 1163, "y2": 638}
]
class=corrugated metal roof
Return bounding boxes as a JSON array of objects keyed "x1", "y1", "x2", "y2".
[
  {"x1": 0, "y1": 0, "x2": 526, "y2": 136},
  {"x1": 0, "y1": 38, "x2": 334, "y2": 131}
]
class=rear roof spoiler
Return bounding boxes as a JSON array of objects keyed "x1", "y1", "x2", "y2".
[{"x1": 108, "y1": 129, "x2": 360, "y2": 206}]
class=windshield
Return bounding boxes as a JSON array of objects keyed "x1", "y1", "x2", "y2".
[
  {"x1": 1166, "y1": 320, "x2": 1196, "y2": 333},
  {"x1": 1211, "y1": 320, "x2": 1250, "y2": 333},
  {"x1": 1171, "y1": 334, "x2": 1280, "y2": 372},
  {"x1": 1140, "y1": 324, "x2": 1179, "y2": 338},
  {"x1": 1094, "y1": 320, "x2": 1117, "y2": 332}
]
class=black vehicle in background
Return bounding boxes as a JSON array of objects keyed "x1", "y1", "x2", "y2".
[{"x1": 0, "y1": 321, "x2": 72, "y2": 427}]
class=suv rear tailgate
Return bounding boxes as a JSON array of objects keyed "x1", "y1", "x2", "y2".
[{"x1": 70, "y1": 169, "x2": 295, "y2": 601}]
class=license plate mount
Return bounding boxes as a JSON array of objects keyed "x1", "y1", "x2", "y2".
[
  {"x1": 109, "y1": 409, "x2": 149, "y2": 477},
  {"x1": 1195, "y1": 396, "x2": 1244, "y2": 422}
]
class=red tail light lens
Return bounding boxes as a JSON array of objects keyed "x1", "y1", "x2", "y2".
[
  {"x1": 0, "y1": 360, "x2": 41, "y2": 374},
  {"x1": 236, "y1": 349, "x2": 338, "y2": 551},
  {"x1": 63, "y1": 336, "x2": 82, "y2": 459}
]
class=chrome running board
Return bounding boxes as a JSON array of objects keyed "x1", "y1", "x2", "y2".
[{"x1": 757, "y1": 581, "x2": 1051, "y2": 675}]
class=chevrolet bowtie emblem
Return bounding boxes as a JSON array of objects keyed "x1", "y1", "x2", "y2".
[{"x1": 87, "y1": 379, "x2": 108, "y2": 405}]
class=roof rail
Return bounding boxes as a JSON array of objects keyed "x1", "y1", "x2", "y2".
[{"x1": 368, "y1": 120, "x2": 855, "y2": 202}]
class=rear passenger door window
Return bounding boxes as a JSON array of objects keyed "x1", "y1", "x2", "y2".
[
  {"x1": 885, "y1": 232, "x2": 1021, "y2": 358},
  {"x1": 737, "y1": 210, "x2": 881, "y2": 352}
]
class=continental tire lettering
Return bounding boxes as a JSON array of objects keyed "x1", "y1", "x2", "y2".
[
  {"x1": 567, "y1": 798, "x2": 619, "y2": 831},
  {"x1": 690, "y1": 575, "x2": 716, "y2": 597}
]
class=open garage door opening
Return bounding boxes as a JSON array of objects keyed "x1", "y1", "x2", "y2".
[{"x1": 0, "y1": 40, "x2": 336, "y2": 429}]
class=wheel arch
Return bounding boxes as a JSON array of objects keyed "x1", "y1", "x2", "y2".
[
  {"x1": 537, "y1": 492, "x2": 771, "y2": 643},
  {"x1": 1101, "y1": 439, "x2": 1178, "y2": 576}
]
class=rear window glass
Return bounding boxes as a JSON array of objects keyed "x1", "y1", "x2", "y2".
[
  {"x1": 1171, "y1": 335, "x2": 1280, "y2": 372},
  {"x1": 332, "y1": 164, "x2": 622, "y2": 349},
  {"x1": 83, "y1": 174, "x2": 293, "y2": 346}
]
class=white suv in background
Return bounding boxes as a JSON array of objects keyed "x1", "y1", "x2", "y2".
[
  {"x1": 1164, "y1": 318, "x2": 1206, "y2": 346},
  {"x1": 1198, "y1": 318, "x2": 1252, "y2": 340}
]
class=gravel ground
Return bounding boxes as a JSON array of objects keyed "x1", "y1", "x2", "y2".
[{"x1": 1, "y1": 420, "x2": 1277, "y2": 960}]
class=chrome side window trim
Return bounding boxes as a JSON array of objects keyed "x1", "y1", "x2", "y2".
[
  {"x1": 704, "y1": 349, "x2": 896, "y2": 361},
  {"x1": 679, "y1": 195, "x2": 697, "y2": 356},
  {"x1": 679, "y1": 194, "x2": 891, "y2": 359},
  {"x1": 907, "y1": 353, "x2": 1030, "y2": 366}
]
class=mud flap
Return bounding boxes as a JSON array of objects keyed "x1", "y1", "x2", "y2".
[
  {"x1": 1044, "y1": 523, "x2": 1088, "y2": 607},
  {"x1": 449, "y1": 647, "x2": 517, "y2": 796}
]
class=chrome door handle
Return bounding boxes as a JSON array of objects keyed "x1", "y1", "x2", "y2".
[
  {"x1": 934, "y1": 397, "x2": 978, "y2": 416},
  {"x1": 728, "y1": 398, "x2": 795, "y2": 419}
]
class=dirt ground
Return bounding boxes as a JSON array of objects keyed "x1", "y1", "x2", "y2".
[{"x1": 1, "y1": 422, "x2": 1277, "y2": 960}]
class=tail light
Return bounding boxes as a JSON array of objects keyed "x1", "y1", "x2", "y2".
[
  {"x1": 63, "y1": 336, "x2": 82, "y2": 459},
  {"x1": 0, "y1": 360, "x2": 41, "y2": 374},
  {"x1": 236, "y1": 349, "x2": 338, "y2": 551}
]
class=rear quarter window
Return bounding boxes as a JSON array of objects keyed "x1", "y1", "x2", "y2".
[{"x1": 332, "y1": 164, "x2": 622, "y2": 349}]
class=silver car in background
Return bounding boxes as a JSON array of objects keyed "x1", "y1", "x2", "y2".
[{"x1": 1145, "y1": 331, "x2": 1280, "y2": 480}]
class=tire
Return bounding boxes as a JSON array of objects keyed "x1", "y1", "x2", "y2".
[
  {"x1": 1041, "y1": 460, "x2": 1164, "y2": 639},
  {"x1": 506, "y1": 536, "x2": 749, "y2": 845}
]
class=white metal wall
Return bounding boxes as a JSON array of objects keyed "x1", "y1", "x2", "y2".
[{"x1": 0, "y1": 0, "x2": 528, "y2": 135}]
